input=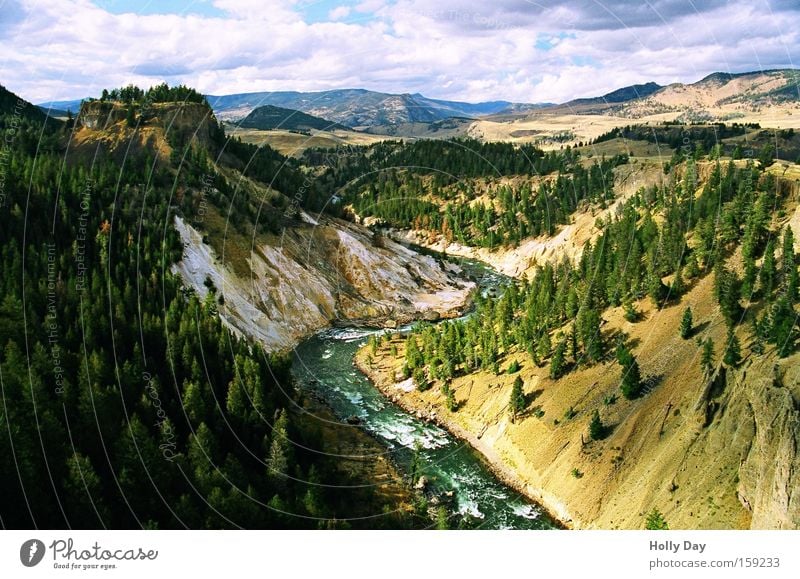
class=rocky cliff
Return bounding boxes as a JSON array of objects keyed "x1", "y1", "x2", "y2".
[{"x1": 172, "y1": 213, "x2": 475, "y2": 352}]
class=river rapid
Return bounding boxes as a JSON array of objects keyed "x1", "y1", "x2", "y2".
[{"x1": 291, "y1": 255, "x2": 557, "y2": 529}]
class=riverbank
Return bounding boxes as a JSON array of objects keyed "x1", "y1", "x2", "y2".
[
  {"x1": 353, "y1": 272, "x2": 781, "y2": 530},
  {"x1": 294, "y1": 390, "x2": 420, "y2": 526},
  {"x1": 354, "y1": 350, "x2": 575, "y2": 529}
]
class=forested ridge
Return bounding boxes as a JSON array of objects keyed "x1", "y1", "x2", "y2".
[
  {"x1": 3, "y1": 80, "x2": 799, "y2": 529},
  {"x1": 0, "y1": 84, "x2": 416, "y2": 529},
  {"x1": 392, "y1": 156, "x2": 799, "y2": 406}
]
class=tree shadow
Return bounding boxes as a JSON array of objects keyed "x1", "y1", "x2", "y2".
[
  {"x1": 689, "y1": 320, "x2": 710, "y2": 338},
  {"x1": 608, "y1": 328, "x2": 640, "y2": 351},
  {"x1": 525, "y1": 404, "x2": 545, "y2": 419},
  {"x1": 596, "y1": 422, "x2": 615, "y2": 440},
  {"x1": 525, "y1": 388, "x2": 544, "y2": 407},
  {"x1": 640, "y1": 373, "x2": 664, "y2": 397}
]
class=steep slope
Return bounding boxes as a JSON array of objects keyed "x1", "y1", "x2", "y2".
[
  {"x1": 391, "y1": 160, "x2": 665, "y2": 278},
  {"x1": 173, "y1": 210, "x2": 475, "y2": 352},
  {"x1": 356, "y1": 159, "x2": 800, "y2": 530},
  {"x1": 358, "y1": 277, "x2": 800, "y2": 529},
  {"x1": 1, "y1": 84, "x2": 56, "y2": 123},
  {"x1": 0, "y1": 88, "x2": 425, "y2": 529},
  {"x1": 69, "y1": 96, "x2": 476, "y2": 352}
]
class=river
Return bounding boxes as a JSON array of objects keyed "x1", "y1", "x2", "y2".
[{"x1": 290, "y1": 255, "x2": 558, "y2": 529}]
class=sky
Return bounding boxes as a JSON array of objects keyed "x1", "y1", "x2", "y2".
[{"x1": 1, "y1": 0, "x2": 798, "y2": 104}]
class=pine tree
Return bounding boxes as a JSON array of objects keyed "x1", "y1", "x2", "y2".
[
  {"x1": 717, "y1": 266, "x2": 742, "y2": 326},
  {"x1": 741, "y1": 253, "x2": 757, "y2": 301},
  {"x1": 671, "y1": 265, "x2": 685, "y2": 296},
  {"x1": 781, "y1": 226, "x2": 797, "y2": 302},
  {"x1": 623, "y1": 300, "x2": 639, "y2": 323},
  {"x1": 125, "y1": 105, "x2": 136, "y2": 127},
  {"x1": 770, "y1": 296, "x2": 795, "y2": 357},
  {"x1": 589, "y1": 409, "x2": 605, "y2": 440},
  {"x1": 549, "y1": 338, "x2": 566, "y2": 380},
  {"x1": 645, "y1": 508, "x2": 669, "y2": 530},
  {"x1": 445, "y1": 387, "x2": 457, "y2": 412},
  {"x1": 679, "y1": 307, "x2": 693, "y2": 339},
  {"x1": 646, "y1": 262, "x2": 667, "y2": 306},
  {"x1": 537, "y1": 331, "x2": 551, "y2": 361},
  {"x1": 760, "y1": 238, "x2": 777, "y2": 297},
  {"x1": 569, "y1": 323, "x2": 579, "y2": 359},
  {"x1": 413, "y1": 367, "x2": 430, "y2": 391},
  {"x1": 266, "y1": 410, "x2": 293, "y2": 491},
  {"x1": 405, "y1": 335, "x2": 423, "y2": 370},
  {"x1": 701, "y1": 338, "x2": 715, "y2": 374},
  {"x1": 619, "y1": 353, "x2": 643, "y2": 400},
  {"x1": 580, "y1": 307, "x2": 603, "y2": 364},
  {"x1": 723, "y1": 327, "x2": 741, "y2": 367},
  {"x1": 509, "y1": 375, "x2": 526, "y2": 422}
]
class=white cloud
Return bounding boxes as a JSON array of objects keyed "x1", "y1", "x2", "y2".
[
  {"x1": 1, "y1": 0, "x2": 798, "y2": 105},
  {"x1": 328, "y1": 5, "x2": 351, "y2": 20}
]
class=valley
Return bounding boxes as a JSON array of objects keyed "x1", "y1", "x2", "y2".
[{"x1": 3, "y1": 67, "x2": 800, "y2": 531}]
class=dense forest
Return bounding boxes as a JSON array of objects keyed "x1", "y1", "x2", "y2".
[
  {"x1": 344, "y1": 153, "x2": 626, "y2": 247},
  {"x1": 395, "y1": 156, "x2": 798, "y2": 403},
  {"x1": 3, "y1": 80, "x2": 798, "y2": 529},
  {"x1": 0, "y1": 85, "x2": 418, "y2": 529}
]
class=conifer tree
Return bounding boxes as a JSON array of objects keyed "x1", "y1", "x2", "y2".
[
  {"x1": 723, "y1": 327, "x2": 741, "y2": 367},
  {"x1": 769, "y1": 296, "x2": 795, "y2": 357},
  {"x1": 645, "y1": 508, "x2": 669, "y2": 530},
  {"x1": 580, "y1": 307, "x2": 603, "y2": 363},
  {"x1": 537, "y1": 331, "x2": 552, "y2": 361},
  {"x1": 760, "y1": 238, "x2": 777, "y2": 297},
  {"x1": 589, "y1": 409, "x2": 605, "y2": 440},
  {"x1": 680, "y1": 307, "x2": 693, "y2": 339},
  {"x1": 701, "y1": 338, "x2": 715, "y2": 374},
  {"x1": 549, "y1": 338, "x2": 566, "y2": 380},
  {"x1": 781, "y1": 226, "x2": 797, "y2": 302},
  {"x1": 509, "y1": 376, "x2": 526, "y2": 422},
  {"x1": 618, "y1": 348, "x2": 643, "y2": 400}
]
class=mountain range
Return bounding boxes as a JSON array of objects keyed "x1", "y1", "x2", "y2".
[{"x1": 35, "y1": 68, "x2": 800, "y2": 132}]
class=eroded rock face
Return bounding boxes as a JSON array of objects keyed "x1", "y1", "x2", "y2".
[
  {"x1": 77, "y1": 101, "x2": 218, "y2": 143},
  {"x1": 77, "y1": 101, "x2": 126, "y2": 130},
  {"x1": 172, "y1": 215, "x2": 475, "y2": 352},
  {"x1": 735, "y1": 359, "x2": 800, "y2": 529}
]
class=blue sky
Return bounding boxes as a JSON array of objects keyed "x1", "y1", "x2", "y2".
[
  {"x1": 99, "y1": 0, "x2": 226, "y2": 17},
  {"x1": 1, "y1": 0, "x2": 798, "y2": 103},
  {"x1": 100, "y1": 0, "x2": 381, "y2": 22}
]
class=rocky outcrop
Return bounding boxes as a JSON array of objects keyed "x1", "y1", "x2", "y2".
[
  {"x1": 735, "y1": 359, "x2": 800, "y2": 528},
  {"x1": 76, "y1": 101, "x2": 127, "y2": 129},
  {"x1": 172, "y1": 214, "x2": 475, "y2": 352}
]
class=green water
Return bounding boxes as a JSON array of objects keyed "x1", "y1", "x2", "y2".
[{"x1": 291, "y1": 257, "x2": 558, "y2": 529}]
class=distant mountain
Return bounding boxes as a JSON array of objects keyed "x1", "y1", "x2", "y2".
[
  {"x1": 36, "y1": 98, "x2": 83, "y2": 114},
  {"x1": 206, "y1": 89, "x2": 533, "y2": 128},
  {"x1": 542, "y1": 82, "x2": 662, "y2": 114},
  {"x1": 407, "y1": 93, "x2": 516, "y2": 117},
  {"x1": 33, "y1": 69, "x2": 800, "y2": 133},
  {"x1": 575, "y1": 82, "x2": 662, "y2": 105},
  {"x1": 237, "y1": 104, "x2": 349, "y2": 131},
  {"x1": 38, "y1": 106, "x2": 70, "y2": 118},
  {"x1": 614, "y1": 69, "x2": 800, "y2": 120}
]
